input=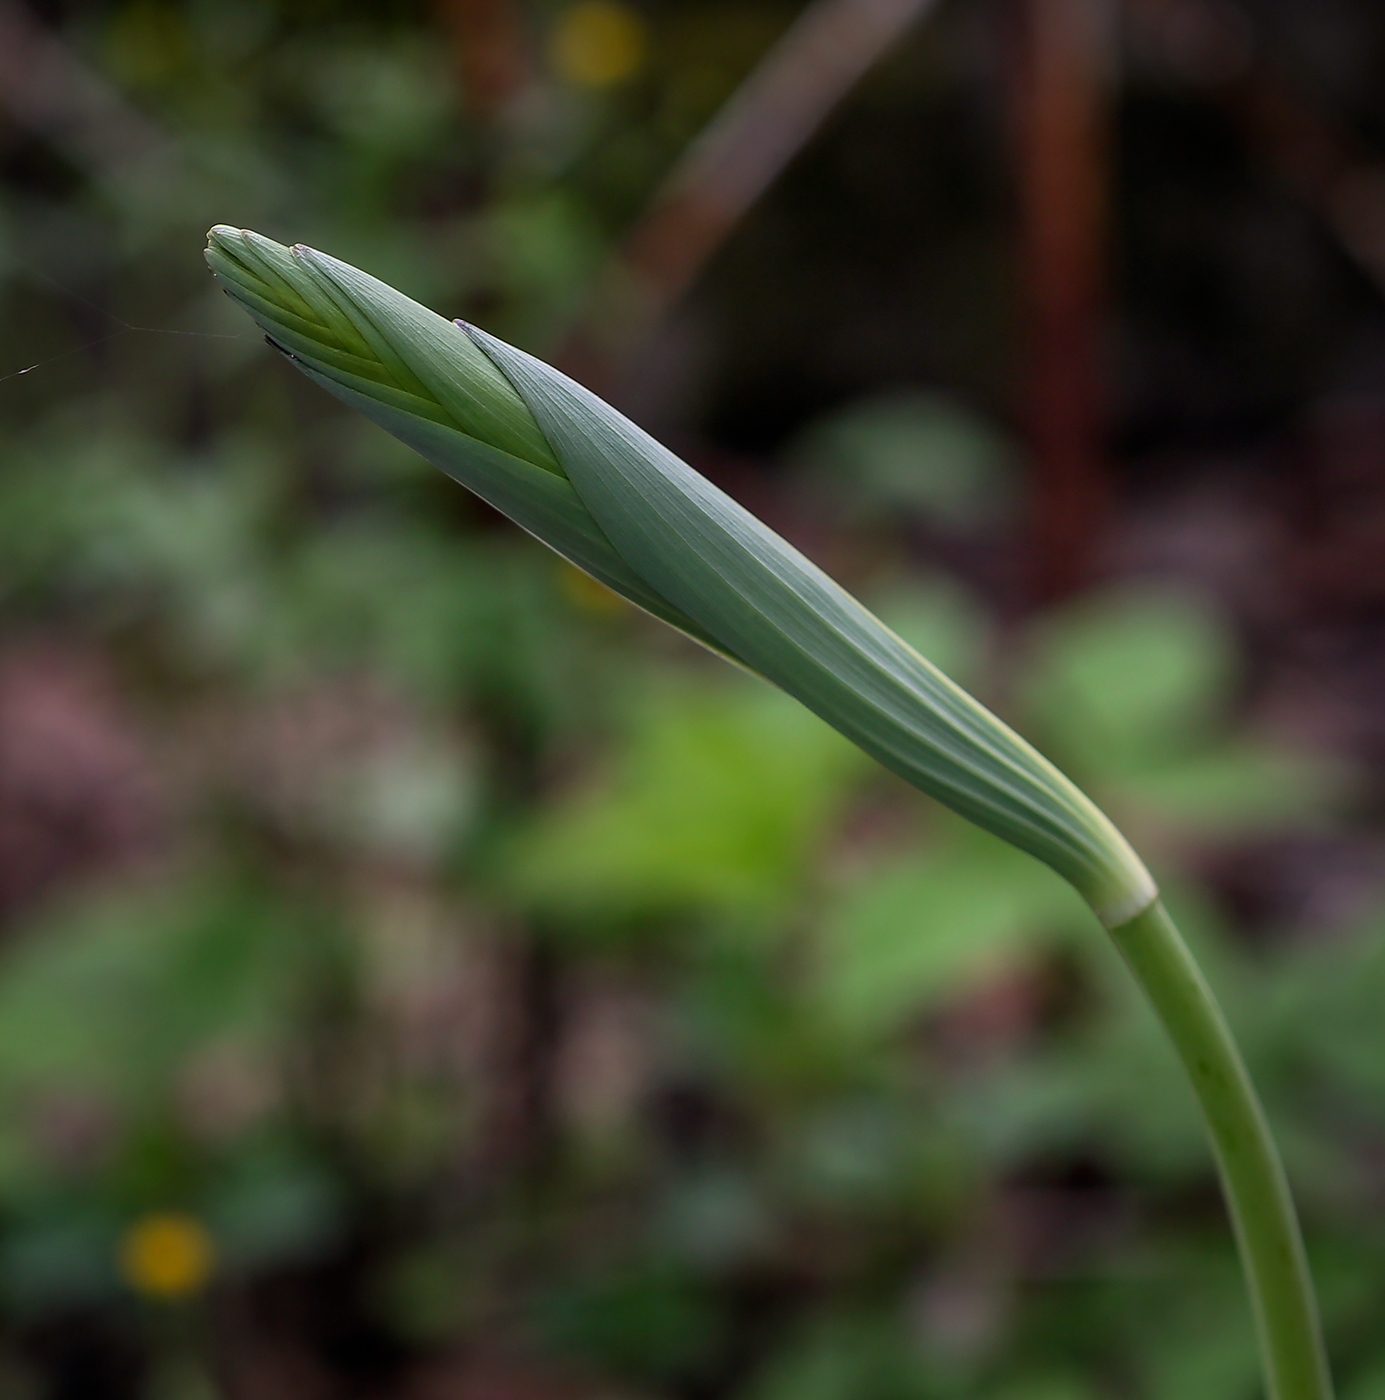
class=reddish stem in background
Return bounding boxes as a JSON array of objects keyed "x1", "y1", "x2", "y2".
[
  {"x1": 432, "y1": 0, "x2": 531, "y2": 117},
  {"x1": 1011, "y1": 0, "x2": 1112, "y2": 603}
]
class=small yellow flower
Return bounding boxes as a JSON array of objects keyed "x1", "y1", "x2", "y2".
[
  {"x1": 119, "y1": 1212, "x2": 216, "y2": 1299},
  {"x1": 550, "y1": 1, "x2": 647, "y2": 88}
]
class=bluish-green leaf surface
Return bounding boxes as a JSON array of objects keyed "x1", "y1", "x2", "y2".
[{"x1": 206, "y1": 225, "x2": 1156, "y2": 926}]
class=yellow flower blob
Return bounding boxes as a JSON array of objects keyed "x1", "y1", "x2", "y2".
[
  {"x1": 551, "y1": 1, "x2": 648, "y2": 88},
  {"x1": 119, "y1": 1212, "x2": 216, "y2": 1299},
  {"x1": 559, "y1": 560, "x2": 626, "y2": 614}
]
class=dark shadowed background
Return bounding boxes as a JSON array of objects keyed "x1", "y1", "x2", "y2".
[{"x1": 3, "y1": 0, "x2": 1385, "y2": 1397}]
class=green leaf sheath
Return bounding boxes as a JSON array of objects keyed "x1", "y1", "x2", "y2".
[
  {"x1": 205, "y1": 225, "x2": 1154, "y2": 927},
  {"x1": 207, "y1": 227, "x2": 560, "y2": 469},
  {"x1": 1110, "y1": 901, "x2": 1332, "y2": 1400},
  {"x1": 291, "y1": 364, "x2": 728, "y2": 648},
  {"x1": 206, "y1": 227, "x2": 729, "y2": 654},
  {"x1": 207, "y1": 226, "x2": 1333, "y2": 1400},
  {"x1": 466, "y1": 326, "x2": 1154, "y2": 927}
]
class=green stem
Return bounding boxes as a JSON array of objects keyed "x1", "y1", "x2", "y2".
[{"x1": 1109, "y1": 899, "x2": 1332, "y2": 1400}]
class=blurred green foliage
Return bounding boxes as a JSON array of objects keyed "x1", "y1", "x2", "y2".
[{"x1": 2, "y1": 1, "x2": 1384, "y2": 1398}]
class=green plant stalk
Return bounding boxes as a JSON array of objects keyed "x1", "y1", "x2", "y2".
[
  {"x1": 204, "y1": 228, "x2": 1334, "y2": 1399},
  {"x1": 1110, "y1": 900, "x2": 1331, "y2": 1400}
]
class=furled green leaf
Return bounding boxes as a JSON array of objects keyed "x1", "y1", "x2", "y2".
[
  {"x1": 207, "y1": 227, "x2": 1157, "y2": 927},
  {"x1": 470, "y1": 326, "x2": 1153, "y2": 924}
]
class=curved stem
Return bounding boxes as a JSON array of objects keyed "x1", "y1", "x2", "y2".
[{"x1": 1109, "y1": 899, "x2": 1333, "y2": 1400}]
